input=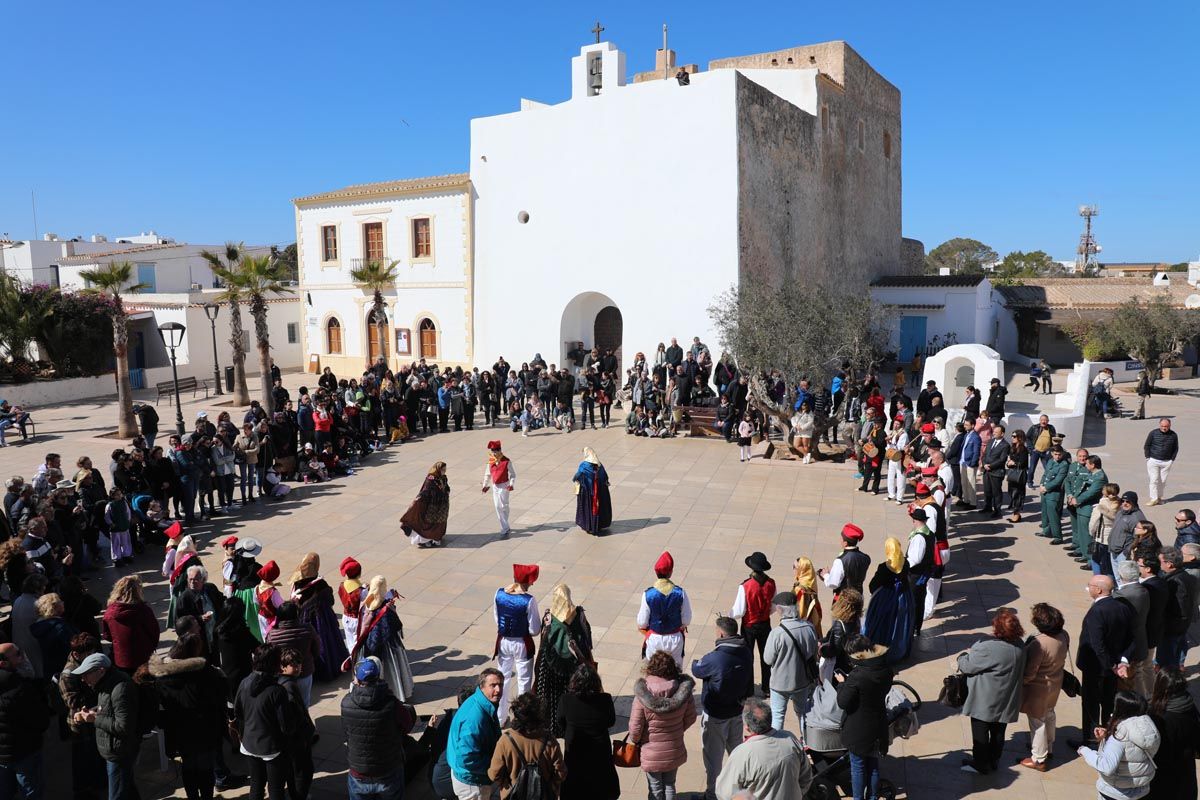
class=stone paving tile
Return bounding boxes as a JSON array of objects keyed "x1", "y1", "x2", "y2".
[{"x1": 4, "y1": 374, "x2": 1200, "y2": 797}]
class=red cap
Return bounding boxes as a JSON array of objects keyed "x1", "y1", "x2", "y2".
[
  {"x1": 512, "y1": 564, "x2": 539, "y2": 585},
  {"x1": 257, "y1": 560, "x2": 280, "y2": 583},
  {"x1": 921, "y1": 465, "x2": 938, "y2": 476},
  {"x1": 340, "y1": 556, "x2": 362, "y2": 579},
  {"x1": 487, "y1": 440, "x2": 502, "y2": 451},
  {"x1": 165, "y1": 521, "x2": 183, "y2": 540},
  {"x1": 654, "y1": 551, "x2": 674, "y2": 578},
  {"x1": 841, "y1": 523, "x2": 864, "y2": 542},
  {"x1": 915, "y1": 482, "x2": 931, "y2": 497},
  {"x1": 220, "y1": 535, "x2": 239, "y2": 548},
  {"x1": 894, "y1": 415, "x2": 905, "y2": 423},
  {"x1": 920, "y1": 423, "x2": 935, "y2": 434}
]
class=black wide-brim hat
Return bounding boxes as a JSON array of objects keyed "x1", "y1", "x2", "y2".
[{"x1": 745, "y1": 551, "x2": 772, "y2": 572}]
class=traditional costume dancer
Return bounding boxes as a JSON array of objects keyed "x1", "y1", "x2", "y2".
[
  {"x1": 481, "y1": 440, "x2": 515, "y2": 537},
  {"x1": 289, "y1": 552, "x2": 350, "y2": 681},
  {"x1": 729, "y1": 551, "x2": 775, "y2": 693},
  {"x1": 219, "y1": 535, "x2": 239, "y2": 598},
  {"x1": 337, "y1": 556, "x2": 363, "y2": 654},
  {"x1": 573, "y1": 447, "x2": 612, "y2": 535},
  {"x1": 818, "y1": 523, "x2": 871, "y2": 598},
  {"x1": 254, "y1": 560, "x2": 284, "y2": 641},
  {"x1": 637, "y1": 551, "x2": 692, "y2": 667},
  {"x1": 351, "y1": 575, "x2": 415, "y2": 702},
  {"x1": 401, "y1": 461, "x2": 450, "y2": 548},
  {"x1": 493, "y1": 563, "x2": 541, "y2": 724}
]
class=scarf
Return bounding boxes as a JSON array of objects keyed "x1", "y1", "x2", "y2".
[
  {"x1": 488, "y1": 453, "x2": 510, "y2": 485},
  {"x1": 652, "y1": 578, "x2": 677, "y2": 596},
  {"x1": 289, "y1": 552, "x2": 320, "y2": 587},
  {"x1": 884, "y1": 537, "x2": 905, "y2": 573},
  {"x1": 550, "y1": 583, "x2": 577, "y2": 625}
]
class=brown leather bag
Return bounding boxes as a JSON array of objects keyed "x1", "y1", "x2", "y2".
[{"x1": 612, "y1": 733, "x2": 640, "y2": 768}]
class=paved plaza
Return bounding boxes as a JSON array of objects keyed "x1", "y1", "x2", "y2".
[{"x1": 4, "y1": 373, "x2": 1199, "y2": 799}]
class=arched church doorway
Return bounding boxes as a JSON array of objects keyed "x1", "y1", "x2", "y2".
[
  {"x1": 559, "y1": 292, "x2": 621, "y2": 374},
  {"x1": 366, "y1": 308, "x2": 389, "y2": 363},
  {"x1": 594, "y1": 306, "x2": 623, "y2": 375}
]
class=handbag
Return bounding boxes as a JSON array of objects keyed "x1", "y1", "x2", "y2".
[
  {"x1": 1061, "y1": 642, "x2": 1081, "y2": 698},
  {"x1": 938, "y1": 672, "x2": 969, "y2": 708},
  {"x1": 612, "y1": 733, "x2": 641, "y2": 768},
  {"x1": 1005, "y1": 468, "x2": 1024, "y2": 484}
]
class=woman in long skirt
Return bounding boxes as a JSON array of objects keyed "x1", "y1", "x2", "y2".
[
  {"x1": 354, "y1": 575, "x2": 415, "y2": 702},
  {"x1": 573, "y1": 447, "x2": 612, "y2": 535},
  {"x1": 534, "y1": 583, "x2": 594, "y2": 738},
  {"x1": 401, "y1": 462, "x2": 450, "y2": 548},
  {"x1": 862, "y1": 536, "x2": 914, "y2": 664},
  {"x1": 792, "y1": 556, "x2": 824, "y2": 638},
  {"x1": 289, "y1": 552, "x2": 349, "y2": 681}
]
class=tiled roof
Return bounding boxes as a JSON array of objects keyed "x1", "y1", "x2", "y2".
[
  {"x1": 871, "y1": 274, "x2": 985, "y2": 288},
  {"x1": 294, "y1": 173, "x2": 470, "y2": 205},
  {"x1": 997, "y1": 277, "x2": 1195, "y2": 309},
  {"x1": 58, "y1": 243, "x2": 186, "y2": 263}
]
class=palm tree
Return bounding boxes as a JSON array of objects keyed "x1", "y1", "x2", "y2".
[
  {"x1": 78, "y1": 261, "x2": 147, "y2": 437},
  {"x1": 236, "y1": 254, "x2": 293, "y2": 414},
  {"x1": 349, "y1": 259, "x2": 399, "y2": 369},
  {"x1": 201, "y1": 243, "x2": 250, "y2": 405}
]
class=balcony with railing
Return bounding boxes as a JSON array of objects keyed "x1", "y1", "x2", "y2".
[{"x1": 351, "y1": 256, "x2": 391, "y2": 271}]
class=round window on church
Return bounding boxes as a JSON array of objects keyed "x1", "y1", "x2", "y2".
[{"x1": 517, "y1": 211, "x2": 530, "y2": 224}]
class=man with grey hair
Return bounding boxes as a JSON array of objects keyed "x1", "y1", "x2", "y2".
[
  {"x1": 1113, "y1": 560, "x2": 1151, "y2": 696},
  {"x1": 1158, "y1": 546, "x2": 1197, "y2": 668},
  {"x1": 715, "y1": 697, "x2": 812, "y2": 800},
  {"x1": 762, "y1": 592, "x2": 818, "y2": 734}
]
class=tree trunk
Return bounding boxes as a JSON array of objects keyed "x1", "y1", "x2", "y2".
[
  {"x1": 373, "y1": 292, "x2": 386, "y2": 370},
  {"x1": 252, "y1": 296, "x2": 273, "y2": 415},
  {"x1": 112, "y1": 310, "x2": 138, "y2": 438},
  {"x1": 228, "y1": 299, "x2": 250, "y2": 406}
]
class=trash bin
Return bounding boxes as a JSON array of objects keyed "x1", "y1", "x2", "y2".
[{"x1": 225, "y1": 366, "x2": 234, "y2": 392}]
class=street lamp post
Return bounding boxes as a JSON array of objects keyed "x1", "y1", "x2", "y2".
[
  {"x1": 158, "y1": 321, "x2": 187, "y2": 437},
  {"x1": 203, "y1": 303, "x2": 223, "y2": 395}
]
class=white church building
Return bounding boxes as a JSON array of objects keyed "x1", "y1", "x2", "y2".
[{"x1": 295, "y1": 39, "x2": 910, "y2": 377}]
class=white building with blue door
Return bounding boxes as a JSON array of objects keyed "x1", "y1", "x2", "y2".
[{"x1": 870, "y1": 274, "x2": 998, "y2": 361}]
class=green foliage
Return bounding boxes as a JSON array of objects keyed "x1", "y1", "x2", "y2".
[
  {"x1": 29, "y1": 286, "x2": 115, "y2": 376},
  {"x1": 1166, "y1": 262, "x2": 1189, "y2": 272},
  {"x1": 925, "y1": 238, "x2": 997, "y2": 274},
  {"x1": 271, "y1": 243, "x2": 298, "y2": 283},
  {"x1": 1065, "y1": 296, "x2": 1200, "y2": 384}
]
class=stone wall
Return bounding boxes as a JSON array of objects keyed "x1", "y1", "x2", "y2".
[{"x1": 901, "y1": 238, "x2": 926, "y2": 274}]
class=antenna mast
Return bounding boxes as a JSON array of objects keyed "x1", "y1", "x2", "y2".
[{"x1": 1076, "y1": 205, "x2": 1100, "y2": 274}]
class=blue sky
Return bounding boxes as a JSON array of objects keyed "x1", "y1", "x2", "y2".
[{"x1": 2, "y1": 1, "x2": 1196, "y2": 262}]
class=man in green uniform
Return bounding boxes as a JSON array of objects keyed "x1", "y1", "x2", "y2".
[
  {"x1": 1037, "y1": 446, "x2": 1070, "y2": 542},
  {"x1": 1069, "y1": 455, "x2": 1108, "y2": 569},
  {"x1": 1063, "y1": 448, "x2": 1090, "y2": 557}
]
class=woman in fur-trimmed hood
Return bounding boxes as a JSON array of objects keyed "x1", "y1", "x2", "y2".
[
  {"x1": 149, "y1": 633, "x2": 227, "y2": 797},
  {"x1": 628, "y1": 650, "x2": 698, "y2": 794}
]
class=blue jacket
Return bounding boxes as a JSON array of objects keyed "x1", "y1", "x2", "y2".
[
  {"x1": 691, "y1": 636, "x2": 754, "y2": 718},
  {"x1": 961, "y1": 431, "x2": 981, "y2": 467},
  {"x1": 437, "y1": 386, "x2": 450, "y2": 410},
  {"x1": 446, "y1": 688, "x2": 500, "y2": 786},
  {"x1": 793, "y1": 388, "x2": 813, "y2": 412}
]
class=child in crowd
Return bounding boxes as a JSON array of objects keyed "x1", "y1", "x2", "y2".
[
  {"x1": 738, "y1": 414, "x2": 755, "y2": 462},
  {"x1": 104, "y1": 487, "x2": 134, "y2": 567},
  {"x1": 302, "y1": 445, "x2": 327, "y2": 483},
  {"x1": 554, "y1": 400, "x2": 572, "y2": 432}
]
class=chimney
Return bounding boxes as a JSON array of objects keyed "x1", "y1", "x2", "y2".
[{"x1": 655, "y1": 48, "x2": 676, "y2": 73}]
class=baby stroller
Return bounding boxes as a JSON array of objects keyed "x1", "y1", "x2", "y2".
[{"x1": 803, "y1": 678, "x2": 922, "y2": 799}]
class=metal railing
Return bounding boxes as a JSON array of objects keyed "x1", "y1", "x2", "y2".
[{"x1": 351, "y1": 257, "x2": 390, "y2": 270}]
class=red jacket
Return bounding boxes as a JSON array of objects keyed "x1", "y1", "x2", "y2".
[{"x1": 102, "y1": 601, "x2": 160, "y2": 671}]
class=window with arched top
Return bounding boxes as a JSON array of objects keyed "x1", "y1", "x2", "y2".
[
  {"x1": 326, "y1": 318, "x2": 343, "y2": 354},
  {"x1": 418, "y1": 318, "x2": 437, "y2": 359},
  {"x1": 883, "y1": 130, "x2": 892, "y2": 159}
]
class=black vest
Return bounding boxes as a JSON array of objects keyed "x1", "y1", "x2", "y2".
[
  {"x1": 909, "y1": 528, "x2": 936, "y2": 577},
  {"x1": 341, "y1": 682, "x2": 407, "y2": 777},
  {"x1": 836, "y1": 548, "x2": 870, "y2": 593}
]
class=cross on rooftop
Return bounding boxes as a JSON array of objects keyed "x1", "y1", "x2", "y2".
[{"x1": 592, "y1": 20, "x2": 604, "y2": 43}]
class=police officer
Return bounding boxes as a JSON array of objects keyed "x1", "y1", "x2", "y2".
[
  {"x1": 1063, "y1": 448, "x2": 1090, "y2": 558},
  {"x1": 1037, "y1": 446, "x2": 1069, "y2": 544}
]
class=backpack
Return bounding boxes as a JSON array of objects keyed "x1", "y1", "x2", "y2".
[{"x1": 504, "y1": 731, "x2": 550, "y2": 800}]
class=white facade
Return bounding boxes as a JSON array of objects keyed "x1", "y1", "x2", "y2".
[
  {"x1": 294, "y1": 176, "x2": 471, "y2": 375},
  {"x1": 56, "y1": 243, "x2": 272, "y2": 294},
  {"x1": 871, "y1": 277, "x2": 998, "y2": 359},
  {"x1": 0, "y1": 236, "x2": 155, "y2": 286}
]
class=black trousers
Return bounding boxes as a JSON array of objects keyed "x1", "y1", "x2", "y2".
[
  {"x1": 742, "y1": 620, "x2": 772, "y2": 692},
  {"x1": 1081, "y1": 667, "x2": 1116, "y2": 744},
  {"x1": 970, "y1": 718, "x2": 1006, "y2": 772},
  {"x1": 1008, "y1": 480, "x2": 1026, "y2": 512},
  {"x1": 911, "y1": 576, "x2": 929, "y2": 635},
  {"x1": 982, "y1": 472, "x2": 1004, "y2": 513},
  {"x1": 247, "y1": 754, "x2": 290, "y2": 800},
  {"x1": 438, "y1": 407, "x2": 449, "y2": 432},
  {"x1": 860, "y1": 462, "x2": 882, "y2": 492}
]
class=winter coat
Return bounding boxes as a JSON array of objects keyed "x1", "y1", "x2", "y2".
[
  {"x1": 1148, "y1": 691, "x2": 1200, "y2": 800},
  {"x1": 0, "y1": 668, "x2": 50, "y2": 764},
  {"x1": 714, "y1": 730, "x2": 812, "y2": 800},
  {"x1": 264, "y1": 619, "x2": 321, "y2": 678},
  {"x1": 102, "y1": 601, "x2": 160, "y2": 672},
  {"x1": 957, "y1": 637, "x2": 1026, "y2": 724},
  {"x1": 340, "y1": 681, "x2": 415, "y2": 779},
  {"x1": 1020, "y1": 631, "x2": 1068, "y2": 719},
  {"x1": 763, "y1": 615, "x2": 818, "y2": 693},
  {"x1": 234, "y1": 433, "x2": 260, "y2": 465},
  {"x1": 1080, "y1": 715, "x2": 1160, "y2": 799},
  {"x1": 1173, "y1": 521, "x2": 1200, "y2": 549},
  {"x1": 1143, "y1": 429, "x2": 1179, "y2": 462},
  {"x1": 488, "y1": 729, "x2": 567, "y2": 800},
  {"x1": 447, "y1": 687, "x2": 502, "y2": 786},
  {"x1": 557, "y1": 692, "x2": 620, "y2": 800},
  {"x1": 94, "y1": 668, "x2": 140, "y2": 761},
  {"x1": 835, "y1": 645, "x2": 893, "y2": 756},
  {"x1": 1109, "y1": 507, "x2": 1148, "y2": 557},
  {"x1": 149, "y1": 656, "x2": 227, "y2": 756},
  {"x1": 691, "y1": 636, "x2": 754, "y2": 719},
  {"x1": 627, "y1": 674, "x2": 697, "y2": 774},
  {"x1": 234, "y1": 670, "x2": 297, "y2": 758}
]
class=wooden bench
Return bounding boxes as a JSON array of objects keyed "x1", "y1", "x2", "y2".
[
  {"x1": 682, "y1": 405, "x2": 725, "y2": 438},
  {"x1": 155, "y1": 376, "x2": 209, "y2": 404}
]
